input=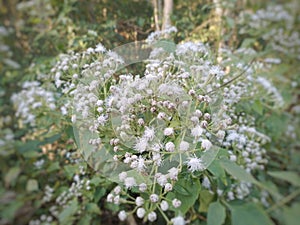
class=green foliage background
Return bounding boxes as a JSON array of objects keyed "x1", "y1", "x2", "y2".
[{"x1": 0, "y1": 0, "x2": 299, "y2": 225}]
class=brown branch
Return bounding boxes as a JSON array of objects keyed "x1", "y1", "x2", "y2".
[{"x1": 152, "y1": 0, "x2": 160, "y2": 31}]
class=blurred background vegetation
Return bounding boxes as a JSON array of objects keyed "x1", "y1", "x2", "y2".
[{"x1": 0, "y1": 0, "x2": 299, "y2": 225}]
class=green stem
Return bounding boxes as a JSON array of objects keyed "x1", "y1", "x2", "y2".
[
  {"x1": 266, "y1": 189, "x2": 300, "y2": 213},
  {"x1": 157, "y1": 206, "x2": 171, "y2": 224}
]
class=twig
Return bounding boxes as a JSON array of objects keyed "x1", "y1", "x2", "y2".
[
  {"x1": 266, "y1": 188, "x2": 300, "y2": 213},
  {"x1": 204, "y1": 58, "x2": 255, "y2": 95},
  {"x1": 127, "y1": 214, "x2": 138, "y2": 225}
]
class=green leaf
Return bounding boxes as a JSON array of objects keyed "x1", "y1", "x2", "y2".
[
  {"x1": 253, "y1": 99, "x2": 263, "y2": 115},
  {"x1": 85, "y1": 203, "x2": 101, "y2": 214},
  {"x1": 225, "y1": 17, "x2": 235, "y2": 28},
  {"x1": 207, "y1": 201, "x2": 226, "y2": 225},
  {"x1": 220, "y1": 159, "x2": 257, "y2": 183},
  {"x1": 26, "y1": 179, "x2": 39, "y2": 192},
  {"x1": 241, "y1": 38, "x2": 256, "y2": 48},
  {"x1": 173, "y1": 183, "x2": 190, "y2": 196},
  {"x1": 208, "y1": 160, "x2": 228, "y2": 185},
  {"x1": 90, "y1": 177, "x2": 102, "y2": 186},
  {"x1": 21, "y1": 151, "x2": 40, "y2": 158},
  {"x1": 78, "y1": 214, "x2": 92, "y2": 225},
  {"x1": 282, "y1": 203, "x2": 300, "y2": 225},
  {"x1": 5, "y1": 167, "x2": 21, "y2": 187},
  {"x1": 154, "y1": 40, "x2": 176, "y2": 53},
  {"x1": 40, "y1": 134, "x2": 61, "y2": 145},
  {"x1": 47, "y1": 162, "x2": 60, "y2": 172},
  {"x1": 167, "y1": 177, "x2": 201, "y2": 214},
  {"x1": 268, "y1": 171, "x2": 300, "y2": 187},
  {"x1": 94, "y1": 187, "x2": 106, "y2": 202},
  {"x1": 201, "y1": 147, "x2": 219, "y2": 169},
  {"x1": 17, "y1": 140, "x2": 40, "y2": 153},
  {"x1": 58, "y1": 199, "x2": 78, "y2": 224},
  {"x1": 229, "y1": 202, "x2": 274, "y2": 225},
  {"x1": 64, "y1": 165, "x2": 78, "y2": 179},
  {"x1": 199, "y1": 190, "x2": 215, "y2": 212},
  {"x1": 0, "y1": 201, "x2": 23, "y2": 221}
]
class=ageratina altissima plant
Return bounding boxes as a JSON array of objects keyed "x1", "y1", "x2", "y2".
[
  {"x1": 11, "y1": 81, "x2": 56, "y2": 126},
  {"x1": 42, "y1": 34, "x2": 285, "y2": 224},
  {"x1": 238, "y1": 2, "x2": 300, "y2": 60},
  {"x1": 10, "y1": 37, "x2": 284, "y2": 224}
]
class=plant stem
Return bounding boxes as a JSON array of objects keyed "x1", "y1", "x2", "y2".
[{"x1": 266, "y1": 188, "x2": 300, "y2": 213}]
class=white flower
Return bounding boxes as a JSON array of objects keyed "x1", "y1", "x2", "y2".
[
  {"x1": 168, "y1": 167, "x2": 179, "y2": 180},
  {"x1": 194, "y1": 109, "x2": 202, "y2": 117},
  {"x1": 148, "y1": 211, "x2": 157, "y2": 222},
  {"x1": 216, "y1": 130, "x2": 225, "y2": 140},
  {"x1": 114, "y1": 195, "x2": 120, "y2": 204},
  {"x1": 164, "y1": 127, "x2": 174, "y2": 136},
  {"x1": 160, "y1": 200, "x2": 169, "y2": 211},
  {"x1": 228, "y1": 191, "x2": 234, "y2": 200},
  {"x1": 150, "y1": 194, "x2": 159, "y2": 203},
  {"x1": 118, "y1": 172, "x2": 127, "y2": 182},
  {"x1": 136, "y1": 156, "x2": 146, "y2": 172},
  {"x1": 191, "y1": 125, "x2": 203, "y2": 137},
  {"x1": 139, "y1": 183, "x2": 147, "y2": 192},
  {"x1": 107, "y1": 193, "x2": 113, "y2": 202},
  {"x1": 124, "y1": 177, "x2": 136, "y2": 189},
  {"x1": 209, "y1": 65, "x2": 224, "y2": 79},
  {"x1": 96, "y1": 99, "x2": 103, "y2": 106},
  {"x1": 136, "y1": 208, "x2": 146, "y2": 219},
  {"x1": 123, "y1": 155, "x2": 131, "y2": 164},
  {"x1": 171, "y1": 216, "x2": 185, "y2": 225},
  {"x1": 187, "y1": 157, "x2": 204, "y2": 172},
  {"x1": 113, "y1": 155, "x2": 118, "y2": 161},
  {"x1": 138, "y1": 118, "x2": 145, "y2": 126},
  {"x1": 157, "y1": 112, "x2": 166, "y2": 120},
  {"x1": 134, "y1": 138, "x2": 148, "y2": 153},
  {"x1": 158, "y1": 83, "x2": 183, "y2": 96},
  {"x1": 164, "y1": 183, "x2": 173, "y2": 192},
  {"x1": 202, "y1": 176, "x2": 211, "y2": 189},
  {"x1": 151, "y1": 143, "x2": 162, "y2": 152},
  {"x1": 144, "y1": 126, "x2": 155, "y2": 141},
  {"x1": 217, "y1": 189, "x2": 223, "y2": 196},
  {"x1": 113, "y1": 186, "x2": 121, "y2": 195},
  {"x1": 230, "y1": 155, "x2": 237, "y2": 161},
  {"x1": 95, "y1": 43, "x2": 106, "y2": 53},
  {"x1": 201, "y1": 139, "x2": 212, "y2": 150},
  {"x1": 179, "y1": 141, "x2": 189, "y2": 151},
  {"x1": 172, "y1": 198, "x2": 182, "y2": 208},
  {"x1": 157, "y1": 175, "x2": 168, "y2": 186},
  {"x1": 165, "y1": 142, "x2": 175, "y2": 152},
  {"x1": 203, "y1": 113, "x2": 211, "y2": 121},
  {"x1": 71, "y1": 115, "x2": 76, "y2": 123},
  {"x1": 135, "y1": 197, "x2": 144, "y2": 206},
  {"x1": 118, "y1": 210, "x2": 127, "y2": 221},
  {"x1": 190, "y1": 116, "x2": 199, "y2": 124},
  {"x1": 152, "y1": 152, "x2": 162, "y2": 166}
]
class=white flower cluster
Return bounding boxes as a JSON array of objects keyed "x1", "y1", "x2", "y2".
[
  {"x1": 44, "y1": 37, "x2": 282, "y2": 222},
  {"x1": 29, "y1": 214, "x2": 53, "y2": 225},
  {"x1": 42, "y1": 185, "x2": 54, "y2": 203},
  {"x1": 11, "y1": 81, "x2": 56, "y2": 126},
  {"x1": 239, "y1": 3, "x2": 300, "y2": 59},
  {"x1": 30, "y1": 166, "x2": 91, "y2": 225},
  {"x1": 0, "y1": 25, "x2": 20, "y2": 69},
  {"x1": 50, "y1": 43, "x2": 123, "y2": 117},
  {"x1": 256, "y1": 76, "x2": 284, "y2": 107},
  {"x1": 146, "y1": 26, "x2": 178, "y2": 44}
]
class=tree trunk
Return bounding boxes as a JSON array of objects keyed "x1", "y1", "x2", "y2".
[
  {"x1": 213, "y1": 0, "x2": 224, "y2": 63},
  {"x1": 162, "y1": 0, "x2": 173, "y2": 30},
  {"x1": 152, "y1": 0, "x2": 160, "y2": 31}
]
